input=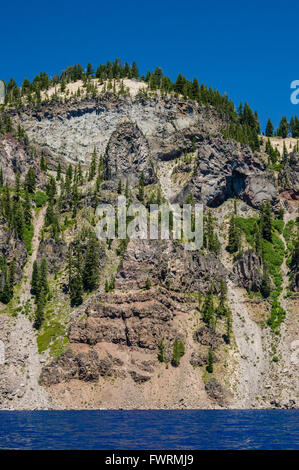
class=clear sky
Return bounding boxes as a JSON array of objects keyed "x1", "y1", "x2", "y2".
[{"x1": 1, "y1": 0, "x2": 298, "y2": 132}]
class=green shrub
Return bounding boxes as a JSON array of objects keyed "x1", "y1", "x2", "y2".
[
  {"x1": 235, "y1": 216, "x2": 259, "y2": 246},
  {"x1": 22, "y1": 223, "x2": 34, "y2": 254},
  {"x1": 272, "y1": 219, "x2": 284, "y2": 234},
  {"x1": 33, "y1": 190, "x2": 47, "y2": 207},
  {"x1": 267, "y1": 300, "x2": 285, "y2": 332},
  {"x1": 171, "y1": 339, "x2": 185, "y2": 367}
]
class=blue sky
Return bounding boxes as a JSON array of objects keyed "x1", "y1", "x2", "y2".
[{"x1": 0, "y1": 0, "x2": 298, "y2": 131}]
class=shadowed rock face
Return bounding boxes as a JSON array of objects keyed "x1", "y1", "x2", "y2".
[
  {"x1": 233, "y1": 250, "x2": 263, "y2": 292},
  {"x1": 0, "y1": 226, "x2": 27, "y2": 284},
  {"x1": 0, "y1": 134, "x2": 41, "y2": 187},
  {"x1": 173, "y1": 135, "x2": 278, "y2": 209},
  {"x1": 116, "y1": 239, "x2": 229, "y2": 295},
  {"x1": 69, "y1": 288, "x2": 184, "y2": 350},
  {"x1": 104, "y1": 121, "x2": 156, "y2": 186},
  {"x1": 279, "y1": 152, "x2": 299, "y2": 198}
]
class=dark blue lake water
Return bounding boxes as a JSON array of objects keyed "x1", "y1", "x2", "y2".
[{"x1": 0, "y1": 410, "x2": 298, "y2": 450}]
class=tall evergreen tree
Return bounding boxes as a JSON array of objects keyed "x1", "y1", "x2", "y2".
[
  {"x1": 265, "y1": 118, "x2": 274, "y2": 137},
  {"x1": 206, "y1": 348, "x2": 214, "y2": 373},
  {"x1": 31, "y1": 260, "x2": 39, "y2": 296},
  {"x1": 277, "y1": 116, "x2": 289, "y2": 138},
  {"x1": 202, "y1": 288, "x2": 215, "y2": 329},
  {"x1": 227, "y1": 215, "x2": 240, "y2": 253},
  {"x1": 260, "y1": 201, "x2": 272, "y2": 242},
  {"x1": 82, "y1": 231, "x2": 100, "y2": 291}
]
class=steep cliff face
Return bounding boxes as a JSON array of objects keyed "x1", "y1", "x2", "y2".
[{"x1": 0, "y1": 89, "x2": 298, "y2": 410}]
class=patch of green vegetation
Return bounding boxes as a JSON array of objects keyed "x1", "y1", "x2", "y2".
[
  {"x1": 33, "y1": 190, "x2": 48, "y2": 208},
  {"x1": 262, "y1": 235, "x2": 284, "y2": 294},
  {"x1": 272, "y1": 219, "x2": 284, "y2": 234},
  {"x1": 267, "y1": 300, "x2": 286, "y2": 332},
  {"x1": 235, "y1": 216, "x2": 258, "y2": 246},
  {"x1": 171, "y1": 339, "x2": 185, "y2": 367},
  {"x1": 268, "y1": 164, "x2": 283, "y2": 171},
  {"x1": 23, "y1": 223, "x2": 34, "y2": 254},
  {"x1": 37, "y1": 321, "x2": 67, "y2": 354}
]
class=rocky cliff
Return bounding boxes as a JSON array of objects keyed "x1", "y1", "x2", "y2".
[{"x1": 0, "y1": 83, "x2": 298, "y2": 410}]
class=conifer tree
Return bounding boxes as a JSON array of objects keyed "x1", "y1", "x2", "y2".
[
  {"x1": 125, "y1": 179, "x2": 129, "y2": 199},
  {"x1": 88, "y1": 148, "x2": 97, "y2": 181},
  {"x1": 158, "y1": 339, "x2": 165, "y2": 363},
  {"x1": 40, "y1": 154, "x2": 47, "y2": 171},
  {"x1": 131, "y1": 61, "x2": 139, "y2": 79},
  {"x1": 260, "y1": 201, "x2": 272, "y2": 242},
  {"x1": 277, "y1": 116, "x2": 289, "y2": 138},
  {"x1": 171, "y1": 339, "x2": 185, "y2": 367},
  {"x1": 68, "y1": 246, "x2": 83, "y2": 307},
  {"x1": 225, "y1": 308, "x2": 233, "y2": 344},
  {"x1": 24, "y1": 167, "x2": 36, "y2": 193},
  {"x1": 39, "y1": 258, "x2": 49, "y2": 297},
  {"x1": 206, "y1": 348, "x2": 214, "y2": 373},
  {"x1": 192, "y1": 78, "x2": 200, "y2": 101},
  {"x1": 227, "y1": 215, "x2": 240, "y2": 253},
  {"x1": 34, "y1": 296, "x2": 45, "y2": 329},
  {"x1": 117, "y1": 179, "x2": 122, "y2": 194},
  {"x1": 253, "y1": 221, "x2": 263, "y2": 256},
  {"x1": 217, "y1": 279, "x2": 227, "y2": 317},
  {"x1": 23, "y1": 190, "x2": 32, "y2": 226},
  {"x1": 82, "y1": 231, "x2": 100, "y2": 291},
  {"x1": 31, "y1": 260, "x2": 40, "y2": 296},
  {"x1": 138, "y1": 172, "x2": 145, "y2": 202},
  {"x1": 56, "y1": 163, "x2": 62, "y2": 181},
  {"x1": 202, "y1": 288, "x2": 215, "y2": 328},
  {"x1": 265, "y1": 118, "x2": 274, "y2": 137}
]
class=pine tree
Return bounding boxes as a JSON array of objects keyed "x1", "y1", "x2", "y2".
[
  {"x1": 68, "y1": 246, "x2": 83, "y2": 307},
  {"x1": 125, "y1": 179, "x2": 129, "y2": 199},
  {"x1": 205, "y1": 211, "x2": 220, "y2": 254},
  {"x1": 56, "y1": 163, "x2": 62, "y2": 181},
  {"x1": 88, "y1": 148, "x2": 97, "y2": 181},
  {"x1": 82, "y1": 231, "x2": 100, "y2": 291},
  {"x1": 192, "y1": 78, "x2": 200, "y2": 100},
  {"x1": 253, "y1": 221, "x2": 263, "y2": 255},
  {"x1": 117, "y1": 179, "x2": 122, "y2": 194},
  {"x1": 227, "y1": 215, "x2": 240, "y2": 253},
  {"x1": 138, "y1": 172, "x2": 145, "y2": 202},
  {"x1": 225, "y1": 308, "x2": 233, "y2": 344},
  {"x1": 145, "y1": 277, "x2": 151, "y2": 289},
  {"x1": 217, "y1": 279, "x2": 227, "y2": 317},
  {"x1": 23, "y1": 190, "x2": 32, "y2": 226},
  {"x1": 171, "y1": 339, "x2": 185, "y2": 367},
  {"x1": 277, "y1": 116, "x2": 289, "y2": 138},
  {"x1": 24, "y1": 167, "x2": 36, "y2": 193},
  {"x1": 31, "y1": 260, "x2": 40, "y2": 296},
  {"x1": 158, "y1": 339, "x2": 165, "y2": 363},
  {"x1": 260, "y1": 201, "x2": 272, "y2": 242},
  {"x1": 202, "y1": 288, "x2": 215, "y2": 329},
  {"x1": 265, "y1": 118, "x2": 274, "y2": 137},
  {"x1": 206, "y1": 348, "x2": 214, "y2": 373},
  {"x1": 131, "y1": 61, "x2": 139, "y2": 79},
  {"x1": 34, "y1": 296, "x2": 45, "y2": 329},
  {"x1": 39, "y1": 258, "x2": 49, "y2": 297},
  {"x1": 40, "y1": 154, "x2": 47, "y2": 171}
]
